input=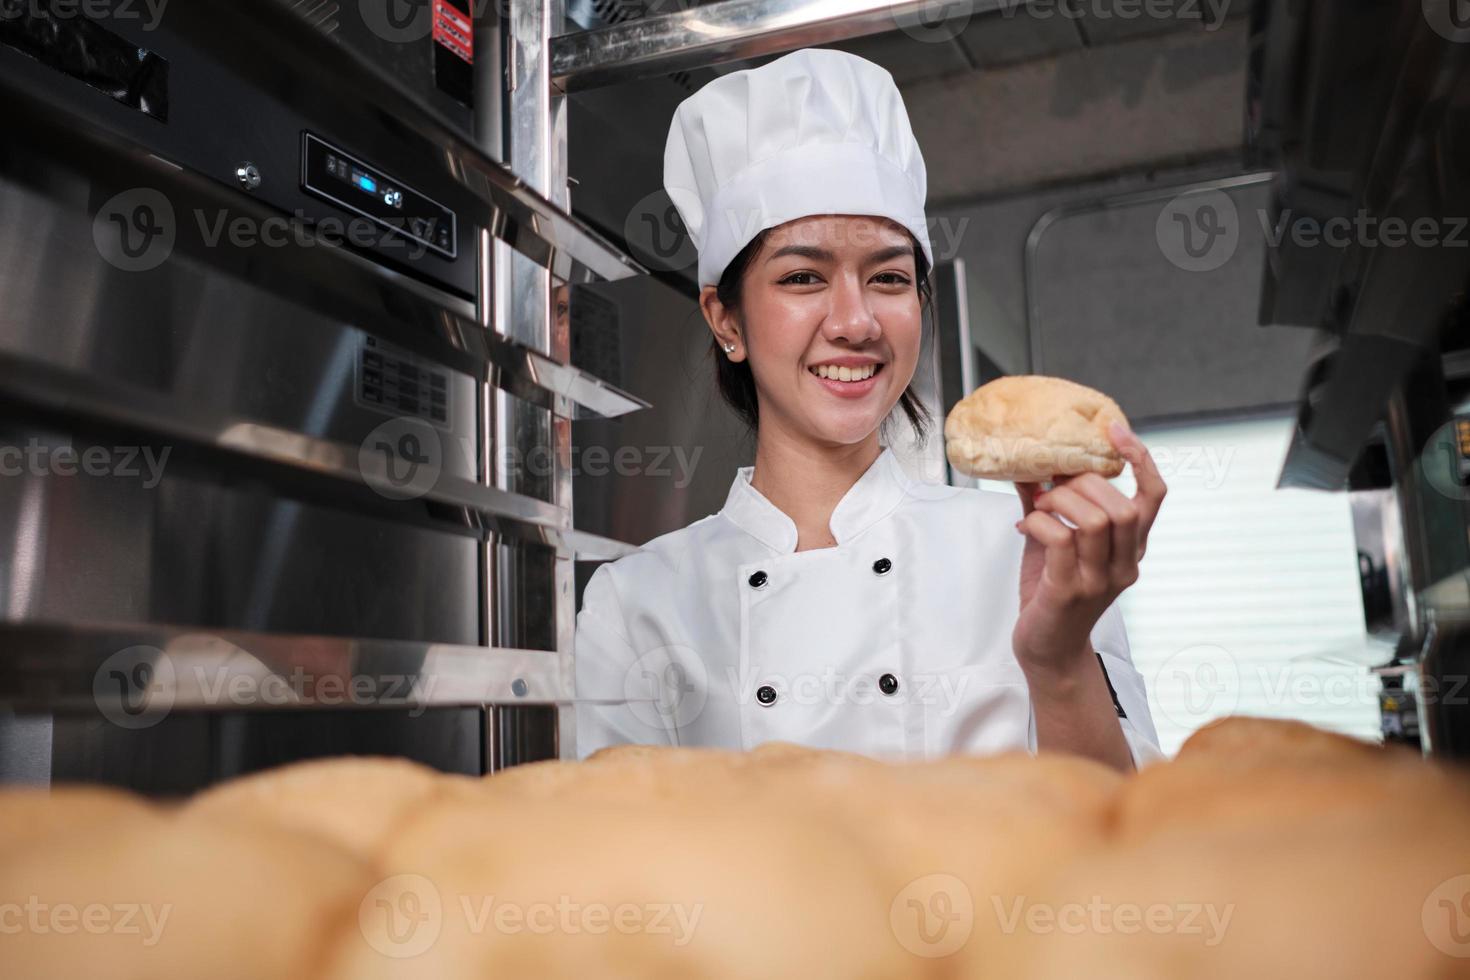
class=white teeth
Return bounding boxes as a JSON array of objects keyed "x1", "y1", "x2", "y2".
[{"x1": 811, "y1": 364, "x2": 878, "y2": 381}]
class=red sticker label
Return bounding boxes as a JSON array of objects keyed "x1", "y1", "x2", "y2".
[{"x1": 432, "y1": 0, "x2": 473, "y2": 64}]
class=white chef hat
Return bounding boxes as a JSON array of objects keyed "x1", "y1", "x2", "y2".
[{"x1": 663, "y1": 47, "x2": 933, "y2": 289}]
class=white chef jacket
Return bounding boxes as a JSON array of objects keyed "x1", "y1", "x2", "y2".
[{"x1": 574, "y1": 445, "x2": 1164, "y2": 767}]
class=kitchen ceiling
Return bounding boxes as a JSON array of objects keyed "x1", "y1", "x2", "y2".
[{"x1": 566, "y1": 0, "x2": 1255, "y2": 285}]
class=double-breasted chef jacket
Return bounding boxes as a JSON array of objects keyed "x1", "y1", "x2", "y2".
[{"x1": 574, "y1": 446, "x2": 1165, "y2": 767}]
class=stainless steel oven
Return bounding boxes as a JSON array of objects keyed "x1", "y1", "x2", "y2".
[{"x1": 0, "y1": 0, "x2": 649, "y2": 792}]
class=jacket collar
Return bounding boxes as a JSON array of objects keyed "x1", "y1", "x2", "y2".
[{"x1": 719, "y1": 445, "x2": 912, "y2": 554}]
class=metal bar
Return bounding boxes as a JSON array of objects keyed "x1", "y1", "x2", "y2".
[
  {"x1": 551, "y1": 0, "x2": 1003, "y2": 90},
  {"x1": 0, "y1": 352, "x2": 640, "y2": 562},
  {"x1": 490, "y1": 0, "x2": 575, "y2": 705},
  {"x1": 0, "y1": 620, "x2": 660, "y2": 713}
]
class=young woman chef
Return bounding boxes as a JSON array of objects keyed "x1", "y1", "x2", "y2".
[{"x1": 575, "y1": 48, "x2": 1167, "y2": 772}]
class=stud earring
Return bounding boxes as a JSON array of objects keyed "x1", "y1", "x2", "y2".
[{"x1": 723, "y1": 343, "x2": 736, "y2": 354}]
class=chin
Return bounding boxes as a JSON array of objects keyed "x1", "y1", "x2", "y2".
[{"x1": 808, "y1": 413, "x2": 887, "y2": 446}]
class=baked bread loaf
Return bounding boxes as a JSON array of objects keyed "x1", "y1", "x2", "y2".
[
  {"x1": 3, "y1": 813, "x2": 373, "y2": 980},
  {"x1": 986, "y1": 815, "x2": 1470, "y2": 980},
  {"x1": 337, "y1": 791, "x2": 919, "y2": 980},
  {"x1": 0, "y1": 784, "x2": 161, "y2": 858},
  {"x1": 945, "y1": 375, "x2": 1128, "y2": 482},
  {"x1": 14, "y1": 722, "x2": 1470, "y2": 980},
  {"x1": 183, "y1": 755, "x2": 474, "y2": 865},
  {"x1": 1112, "y1": 717, "x2": 1451, "y2": 846}
]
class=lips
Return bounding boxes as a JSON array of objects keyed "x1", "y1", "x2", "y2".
[{"x1": 807, "y1": 362, "x2": 884, "y2": 399}]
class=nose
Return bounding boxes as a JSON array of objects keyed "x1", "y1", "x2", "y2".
[{"x1": 820, "y1": 271, "x2": 881, "y2": 344}]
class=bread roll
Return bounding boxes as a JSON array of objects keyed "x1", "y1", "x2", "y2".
[
  {"x1": 481, "y1": 743, "x2": 882, "y2": 807},
  {"x1": 3, "y1": 815, "x2": 374, "y2": 980},
  {"x1": 183, "y1": 755, "x2": 475, "y2": 864},
  {"x1": 1174, "y1": 715, "x2": 1388, "y2": 766},
  {"x1": 1112, "y1": 718, "x2": 1449, "y2": 845},
  {"x1": 985, "y1": 817, "x2": 1470, "y2": 979},
  {"x1": 945, "y1": 375, "x2": 1128, "y2": 482},
  {"x1": 331, "y1": 791, "x2": 921, "y2": 980},
  {"x1": 0, "y1": 784, "x2": 161, "y2": 857}
]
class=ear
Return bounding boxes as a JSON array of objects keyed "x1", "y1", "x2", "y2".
[{"x1": 700, "y1": 284, "x2": 742, "y2": 358}]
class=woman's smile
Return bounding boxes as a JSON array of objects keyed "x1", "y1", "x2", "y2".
[{"x1": 806, "y1": 361, "x2": 886, "y2": 399}]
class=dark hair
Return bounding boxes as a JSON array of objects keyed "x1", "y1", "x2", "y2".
[{"x1": 708, "y1": 226, "x2": 936, "y2": 444}]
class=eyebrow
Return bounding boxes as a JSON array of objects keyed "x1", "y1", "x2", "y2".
[{"x1": 765, "y1": 243, "x2": 915, "y2": 265}]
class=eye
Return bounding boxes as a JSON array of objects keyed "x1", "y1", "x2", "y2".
[
  {"x1": 778, "y1": 271, "x2": 821, "y2": 286},
  {"x1": 872, "y1": 271, "x2": 912, "y2": 287}
]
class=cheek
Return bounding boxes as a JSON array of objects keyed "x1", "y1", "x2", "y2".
[
  {"x1": 744, "y1": 295, "x2": 820, "y2": 363},
  {"x1": 881, "y1": 303, "x2": 924, "y2": 363}
]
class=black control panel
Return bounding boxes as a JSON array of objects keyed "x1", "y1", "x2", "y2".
[
  {"x1": 301, "y1": 132, "x2": 457, "y2": 260},
  {"x1": 356, "y1": 336, "x2": 451, "y2": 428}
]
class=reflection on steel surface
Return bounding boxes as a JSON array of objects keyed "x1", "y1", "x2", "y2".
[
  {"x1": 0, "y1": 621, "x2": 659, "y2": 714},
  {"x1": 0, "y1": 352, "x2": 639, "y2": 562},
  {"x1": 552, "y1": 0, "x2": 1009, "y2": 90}
]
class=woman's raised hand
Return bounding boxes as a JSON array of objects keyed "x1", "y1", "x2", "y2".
[{"x1": 1011, "y1": 421, "x2": 1167, "y2": 674}]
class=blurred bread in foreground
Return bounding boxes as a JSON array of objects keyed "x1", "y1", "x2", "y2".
[
  {"x1": 3, "y1": 816, "x2": 372, "y2": 980},
  {"x1": 0, "y1": 784, "x2": 162, "y2": 858},
  {"x1": 184, "y1": 755, "x2": 476, "y2": 864},
  {"x1": 10, "y1": 721, "x2": 1470, "y2": 980},
  {"x1": 945, "y1": 375, "x2": 1128, "y2": 482},
  {"x1": 334, "y1": 791, "x2": 917, "y2": 980},
  {"x1": 1113, "y1": 717, "x2": 1463, "y2": 845},
  {"x1": 985, "y1": 817, "x2": 1470, "y2": 980},
  {"x1": 1173, "y1": 715, "x2": 1389, "y2": 766}
]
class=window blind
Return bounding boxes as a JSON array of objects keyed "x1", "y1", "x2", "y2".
[{"x1": 983, "y1": 413, "x2": 1383, "y2": 755}]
